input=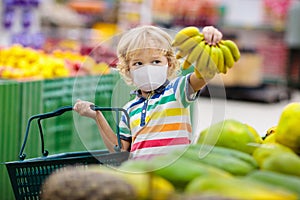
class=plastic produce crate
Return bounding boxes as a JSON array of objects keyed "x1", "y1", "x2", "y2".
[
  {"x1": 5, "y1": 105, "x2": 130, "y2": 200},
  {"x1": 0, "y1": 80, "x2": 22, "y2": 200},
  {"x1": 21, "y1": 73, "x2": 120, "y2": 157}
]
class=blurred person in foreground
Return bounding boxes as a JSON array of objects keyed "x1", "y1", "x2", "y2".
[
  {"x1": 40, "y1": 166, "x2": 135, "y2": 200},
  {"x1": 74, "y1": 25, "x2": 223, "y2": 160}
]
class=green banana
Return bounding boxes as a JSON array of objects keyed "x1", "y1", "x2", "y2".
[
  {"x1": 172, "y1": 26, "x2": 201, "y2": 47},
  {"x1": 182, "y1": 40, "x2": 205, "y2": 70},
  {"x1": 207, "y1": 45, "x2": 219, "y2": 74},
  {"x1": 176, "y1": 35, "x2": 203, "y2": 59},
  {"x1": 216, "y1": 46, "x2": 226, "y2": 73},
  {"x1": 222, "y1": 39, "x2": 241, "y2": 62},
  {"x1": 182, "y1": 59, "x2": 191, "y2": 70},
  {"x1": 209, "y1": 46, "x2": 219, "y2": 67},
  {"x1": 219, "y1": 43, "x2": 235, "y2": 69},
  {"x1": 245, "y1": 170, "x2": 300, "y2": 197},
  {"x1": 194, "y1": 67, "x2": 203, "y2": 79},
  {"x1": 199, "y1": 44, "x2": 217, "y2": 80},
  {"x1": 195, "y1": 44, "x2": 211, "y2": 77},
  {"x1": 176, "y1": 51, "x2": 186, "y2": 59}
]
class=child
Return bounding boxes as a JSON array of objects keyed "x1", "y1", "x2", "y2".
[{"x1": 73, "y1": 25, "x2": 223, "y2": 160}]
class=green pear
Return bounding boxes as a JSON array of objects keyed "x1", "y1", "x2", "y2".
[{"x1": 276, "y1": 102, "x2": 300, "y2": 154}]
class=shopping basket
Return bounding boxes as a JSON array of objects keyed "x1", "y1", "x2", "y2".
[{"x1": 5, "y1": 105, "x2": 130, "y2": 200}]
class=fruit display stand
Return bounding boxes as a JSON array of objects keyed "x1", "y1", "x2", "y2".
[{"x1": 0, "y1": 72, "x2": 120, "y2": 200}]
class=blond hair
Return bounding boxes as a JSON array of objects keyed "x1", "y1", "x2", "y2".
[{"x1": 116, "y1": 25, "x2": 180, "y2": 85}]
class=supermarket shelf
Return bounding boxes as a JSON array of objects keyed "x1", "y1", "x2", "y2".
[{"x1": 199, "y1": 84, "x2": 292, "y2": 104}]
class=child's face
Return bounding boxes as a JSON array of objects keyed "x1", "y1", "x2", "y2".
[{"x1": 128, "y1": 49, "x2": 168, "y2": 71}]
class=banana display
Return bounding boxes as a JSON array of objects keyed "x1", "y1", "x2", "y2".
[{"x1": 172, "y1": 26, "x2": 240, "y2": 79}]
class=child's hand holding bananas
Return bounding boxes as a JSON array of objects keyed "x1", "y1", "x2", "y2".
[{"x1": 172, "y1": 26, "x2": 240, "y2": 80}]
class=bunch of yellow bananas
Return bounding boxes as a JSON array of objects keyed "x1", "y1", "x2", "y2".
[{"x1": 172, "y1": 26, "x2": 240, "y2": 79}]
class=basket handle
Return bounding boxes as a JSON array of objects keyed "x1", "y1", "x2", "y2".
[{"x1": 19, "y1": 105, "x2": 129, "y2": 160}]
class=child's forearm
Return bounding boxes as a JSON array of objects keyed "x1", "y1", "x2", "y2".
[{"x1": 95, "y1": 111, "x2": 128, "y2": 152}]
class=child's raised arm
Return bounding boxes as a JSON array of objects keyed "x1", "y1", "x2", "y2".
[{"x1": 172, "y1": 26, "x2": 240, "y2": 92}]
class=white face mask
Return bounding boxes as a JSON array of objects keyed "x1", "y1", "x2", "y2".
[{"x1": 130, "y1": 64, "x2": 168, "y2": 92}]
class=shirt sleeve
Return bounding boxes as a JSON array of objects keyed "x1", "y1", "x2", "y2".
[
  {"x1": 173, "y1": 74, "x2": 199, "y2": 108},
  {"x1": 186, "y1": 74, "x2": 199, "y2": 101},
  {"x1": 118, "y1": 107, "x2": 132, "y2": 143}
]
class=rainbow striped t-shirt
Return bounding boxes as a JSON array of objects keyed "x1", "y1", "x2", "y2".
[{"x1": 119, "y1": 74, "x2": 197, "y2": 160}]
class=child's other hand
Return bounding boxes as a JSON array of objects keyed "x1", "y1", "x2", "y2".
[
  {"x1": 202, "y1": 26, "x2": 223, "y2": 46},
  {"x1": 73, "y1": 99, "x2": 96, "y2": 119}
]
